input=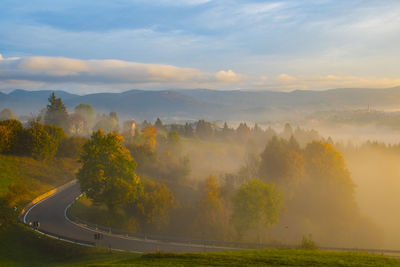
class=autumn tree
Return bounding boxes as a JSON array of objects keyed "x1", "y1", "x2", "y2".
[
  {"x1": 77, "y1": 130, "x2": 141, "y2": 211},
  {"x1": 258, "y1": 136, "x2": 305, "y2": 187},
  {"x1": 231, "y1": 179, "x2": 282, "y2": 242},
  {"x1": 0, "y1": 108, "x2": 17, "y2": 121},
  {"x1": 0, "y1": 120, "x2": 24, "y2": 154},
  {"x1": 44, "y1": 92, "x2": 69, "y2": 131},
  {"x1": 196, "y1": 176, "x2": 232, "y2": 240},
  {"x1": 25, "y1": 120, "x2": 65, "y2": 161},
  {"x1": 302, "y1": 141, "x2": 357, "y2": 218},
  {"x1": 125, "y1": 179, "x2": 175, "y2": 231}
]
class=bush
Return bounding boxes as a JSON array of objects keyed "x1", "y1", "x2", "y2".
[{"x1": 300, "y1": 234, "x2": 318, "y2": 250}]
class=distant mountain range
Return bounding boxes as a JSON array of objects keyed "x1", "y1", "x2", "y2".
[{"x1": 1, "y1": 87, "x2": 400, "y2": 122}]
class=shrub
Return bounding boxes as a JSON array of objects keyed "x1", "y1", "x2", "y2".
[{"x1": 300, "y1": 234, "x2": 318, "y2": 250}]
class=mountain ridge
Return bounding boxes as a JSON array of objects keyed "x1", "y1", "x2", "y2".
[{"x1": 1, "y1": 87, "x2": 400, "y2": 121}]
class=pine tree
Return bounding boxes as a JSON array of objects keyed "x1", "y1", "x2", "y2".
[{"x1": 44, "y1": 92, "x2": 69, "y2": 131}]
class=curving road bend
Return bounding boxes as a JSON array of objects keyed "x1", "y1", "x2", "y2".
[{"x1": 23, "y1": 182, "x2": 229, "y2": 253}]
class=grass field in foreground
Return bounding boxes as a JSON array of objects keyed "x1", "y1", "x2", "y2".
[
  {"x1": 1, "y1": 225, "x2": 400, "y2": 267},
  {"x1": 68, "y1": 250, "x2": 400, "y2": 267}
]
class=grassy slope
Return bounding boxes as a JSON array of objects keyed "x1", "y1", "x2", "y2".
[
  {"x1": 0, "y1": 155, "x2": 79, "y2": 198},
  {"x1": 1, "y1": 226, "x2": 400, "y2": 267}
]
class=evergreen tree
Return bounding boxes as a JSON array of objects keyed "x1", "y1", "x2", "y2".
[
  {"x1": 155, "y1": 118, "x2": 164, "y2": 131},
  {"x1": 184, "y1": 123, "x2": 194, "y2": 137},
  {"x1": 44, "y1": 92, "x2": 69, "y2": 131}
]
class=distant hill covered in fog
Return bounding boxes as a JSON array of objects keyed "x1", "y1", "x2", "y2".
[{"x1": 1, "y1": 87, "x2": 400, "y2": 122}]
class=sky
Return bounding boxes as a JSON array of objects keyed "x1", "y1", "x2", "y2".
[{"x1": 0, "y1": 0, "x2": 400, "y2": 94}]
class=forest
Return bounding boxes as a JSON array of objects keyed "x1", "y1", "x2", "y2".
[{"x1": 1, "y1": 92, "x2": 398, "y2": 249}]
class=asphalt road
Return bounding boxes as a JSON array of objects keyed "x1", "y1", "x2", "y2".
[{"x1": 24, "y1": 182, "x2": 228, "y2": 253}]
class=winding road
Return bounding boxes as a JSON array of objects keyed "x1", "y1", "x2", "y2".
[{"x1": 23, "y1": 182, "x2": 229, "y2": 253}]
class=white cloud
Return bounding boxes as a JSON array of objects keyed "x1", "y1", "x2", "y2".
[
  {"x1": 0, "y1": 55, "x2": 246, "y2": 90},
  {"x1": 215, "y1": 70, "x2": 245, "y2": 83},
  {"x1": 19, "y1": 57, "x2": 88, "y2": 76},
  {"x1": 0, "y1": 54, "x2": 3, "y2": 60},
  {"x1": 277, "y1": 73, "x2": 296, "y2": 83},
  {"x1": 254, "y1": 74, "x2": 400, "y2": 91}
]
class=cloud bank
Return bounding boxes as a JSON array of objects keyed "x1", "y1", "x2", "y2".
[
  {"x1": 0, "y1": 54, "x2": 399, "y2": 93},
  {"x1": 0, "y1": 55, "x2": 245, "y2": 90}
]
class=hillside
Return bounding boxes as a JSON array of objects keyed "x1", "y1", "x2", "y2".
[{"x1": 0, "y1": 155, "x2": 79, "y2": 202}]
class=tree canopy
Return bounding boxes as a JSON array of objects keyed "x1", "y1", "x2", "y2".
[
  {"x1": 0, "y1": 108, "x2": 17, "y2": 121},
  {"x1": 231, "y1": 179, "x2": 282, "y2": 240},
  {"x1": 77, "y1": 129, "x2": 141, "y2": 211}
]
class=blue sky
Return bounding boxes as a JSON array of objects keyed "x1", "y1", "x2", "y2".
[{"x1": 0, "y1": 0, "x2": 400, "y2": 93}]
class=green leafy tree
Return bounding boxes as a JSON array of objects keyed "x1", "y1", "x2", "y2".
[
  {"x1": 162, "y1": 130, "x2": 182, "y2": 154},
  {"x1": 69, "y1": 113, "x2": 88, "y2": 136},
  {"x1": 93, "y1": 112, "x2": 119, "y2": 133},
  {"x1": 74, "y1": 104, "x2": 94, "y2": 124},
  {"x1": 77, "y1": 129, "x2": 141, "y2": 211},
  {"x1": 231, "y1": 179, "x2": 282, "y2": 242},
  {"x1": 24, "y1": 120, "x2": 64, "y2": 161},
  {"x1": 258, "y1": 136, "x2": 305, "y2": 187},
  {"x1": 44, "y1": 92, "x2": 69, "y2": 131}
]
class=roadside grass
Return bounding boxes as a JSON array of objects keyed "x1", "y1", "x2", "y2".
[
  {"x1": 2, "y1": 224, "x2": 400, "y2": 267},
  {"x1": 95, "y1": 250, "x2": 400, "y2": 267},
  {"x1": 0, "y1": 155, "x2": 79, "y2": 198},
  {"x1": 0, "y1": 224, "x2": 137, "y2": 267}
]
